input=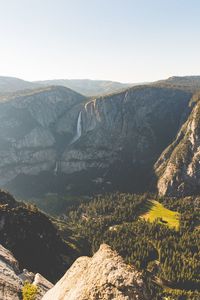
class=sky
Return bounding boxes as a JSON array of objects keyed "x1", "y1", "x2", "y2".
[{"x1": 0, "y1": 0, "x2": 200, "y2": 83}]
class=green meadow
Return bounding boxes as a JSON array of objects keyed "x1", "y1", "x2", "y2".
[{"x1": 141, "y1": 200, "x2": 180, "y2": 230}]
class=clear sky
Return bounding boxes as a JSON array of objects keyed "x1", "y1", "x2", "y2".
[{"x1": 0, "y1": 0, "x2": 200, "y2": 83}]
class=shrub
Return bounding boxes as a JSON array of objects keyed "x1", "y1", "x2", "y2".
[{"x1": 22, "y1": 282, "x2": 38, "y2": 300}]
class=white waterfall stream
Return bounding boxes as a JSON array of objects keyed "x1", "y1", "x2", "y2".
[
  {"x1": 54, "y1": 161, "x2": 58, "y2": 175},
  {"x1": 70, "y1": 111, "x2": 82, "y2": 144}
]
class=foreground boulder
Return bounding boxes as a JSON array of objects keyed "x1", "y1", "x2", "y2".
[
  {"x1": 43, "y1": 244, "x2": 149, "y2": 300},
  {"x1": 0, "y1": 244, "x2": 53, "y2": 300}
]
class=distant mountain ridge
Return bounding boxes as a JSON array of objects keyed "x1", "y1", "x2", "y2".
[
  {"x1": 35, "y1": 78, "x2": 134, "y2": 96},
  {"x1": 0, "y1": 76, "x2": 40, "y2": 95},
  {"x1": 0, "y1": 76, "x2": 135, "y2": 97},
  {"x1": 2, "y1": 75, "x2": 200, "y2": 97},
  {"x1": 154, "y1": 75, "x2": 200, "y2": 92}
]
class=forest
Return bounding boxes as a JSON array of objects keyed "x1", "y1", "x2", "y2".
[{"x1": 58, "y1": 193, "x2": 200, "y2": 299}]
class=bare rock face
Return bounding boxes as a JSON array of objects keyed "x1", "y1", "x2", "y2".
[
  {"x1": 42, "y1": 244, "x2": 149, "y2": 300},
  {"x1": 155, "y1": 99, "x2": 200, "y2": 196},
  {"x1": 0, "y1": 244, "x2": 53, "y2": 300},
  {"x1": 65, "y1": 87, "x2": 191, "y2": 192}
]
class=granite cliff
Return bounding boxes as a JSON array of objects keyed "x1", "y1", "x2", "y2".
[
  {"x1": 0, "y1": 85, "x2": 85, "y2": 196},
  {"x1": 0, "y1": 84, "x2": 192, "y2": 197},
  {"x1": 155, "y1": 96, "x2": 200, "y2": 196}
]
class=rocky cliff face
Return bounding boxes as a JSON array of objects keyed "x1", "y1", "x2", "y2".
[
  {"x1": 0, "y1": 84, "x2": 192, "y2": 197},
  {"x1": 58, "y1": 86, "x2": 191, "y2": 193},
  {"x1": 155, "y1": 98, "x2": 200, "y2": 196},
  {"x1": 42, "y1": 244, "x2": 149, "y2": 300},
  {"x1": 0, "y1": 86, "x2": 85, "y2": 195},
  {"x1": 0, "y1": 244, "x2": 53, "y2": 300}
]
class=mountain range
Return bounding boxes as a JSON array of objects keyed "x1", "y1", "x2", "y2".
[
  {"x1": 0, "y1": 76, "x2": 134, "y2": 97},
  {"x1": 1, "y1": 76, "x2": 200, "y2": 198}
]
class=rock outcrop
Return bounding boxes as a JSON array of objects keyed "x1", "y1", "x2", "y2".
[
  {"x1": 33, "y1": 273, "x2": 54, "y2": 299},
  {"x1": 0, "y1": 244, "x2": 53, "y2": 300},
  {"x1": 0, "y1": 244, "x2": 21, "y2": 300},
  {"x1": 42, "y1": 244, "x2": 149, "y2": 300},
  {"x1": 155, "y1": 98, "x2": 200, "y2": 196}
]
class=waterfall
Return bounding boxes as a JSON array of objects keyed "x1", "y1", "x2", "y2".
[
  {"x1": 71, "y1": 111, "x2": 82, "y2": 144},
  {"x1": 76, "y1": 111, "x2": 82, "y2": 139},
  {"x1": 54, "y1": 161, "x2": 58, "y2": 175}
]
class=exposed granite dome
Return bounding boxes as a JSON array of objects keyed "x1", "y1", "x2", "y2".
[{"x1": 43, "y1": 244, "x2": 149, "y2": 300}]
